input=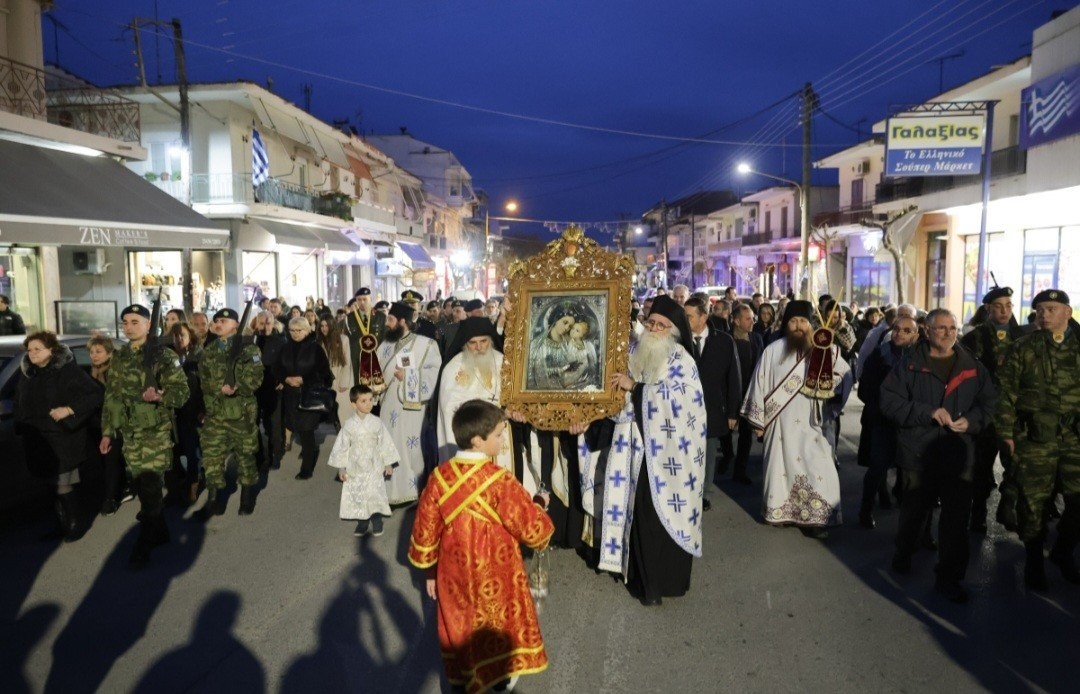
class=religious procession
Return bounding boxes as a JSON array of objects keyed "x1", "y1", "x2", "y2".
[{"x1": 10, "y1": 225, "x2": 1079, "y2": 693}]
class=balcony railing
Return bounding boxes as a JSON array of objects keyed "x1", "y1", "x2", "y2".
[
  {"x1": 191, "y1": 173, "x2": 254, "y2": 204},
  {"x1": 0, "y1": 55, "x2": 46, "y2": 119},
  {"x1": 876, "y1": 145, "x2": 1027, "y2": 204},
  {"x1": 147, "y1": 176, "x2": 190, "y2": 202},
  {"x1": 742, "y1": 231, "x2": 773, "y2": 247},
  {"x1": 813, "y1": 204, "x2": 888, "y2": 228}
]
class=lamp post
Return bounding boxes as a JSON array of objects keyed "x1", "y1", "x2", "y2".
[
  {"x1": 483, "y1": 200, "x2": 518, "y2": 296},
  {"x1": 737, "y1": 163, "x2": 810, "y2": 299}
]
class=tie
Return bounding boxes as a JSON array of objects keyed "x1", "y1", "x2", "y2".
[{"x1": 693, "y1": 336, "x2": 702, "y2": 359}]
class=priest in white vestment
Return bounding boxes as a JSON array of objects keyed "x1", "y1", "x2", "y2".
[
  {"x1": 436, "y1": 317, "x2": 513, "y2": 472},
  {"x1": 376, "y1": 302, "x2": 441, "y2": 505},
  {"x1": 577, "y1": 295, "x2": 708, "y2": 605},
  {"x1": 741, "y1": 299, "x2": 850, "y2": 537}
]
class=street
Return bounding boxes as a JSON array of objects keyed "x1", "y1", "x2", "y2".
[{"x1": 2, "y1": 401, "x2": 1078, "y2": 694}]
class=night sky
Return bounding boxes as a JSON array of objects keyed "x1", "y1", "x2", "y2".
[{"x1": 44, "y1": 0, "x2": 1065, "y2": 238}]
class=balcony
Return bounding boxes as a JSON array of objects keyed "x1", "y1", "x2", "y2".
[
  {"x1": 813, "y1": 205, "x2": 888, "y2": 228},
  {"x1": 876, "y1": 145, "x2": 1027, "y2": 204},
  {"x1": 742, "y1": 231, "x2": 773, "y2": 247},
  {"x1": 0, "y1": 56, "x2": 46, "y2": 119},
  {"x1": 191, "y1": 173, "x2": 254, "y2": 205}
]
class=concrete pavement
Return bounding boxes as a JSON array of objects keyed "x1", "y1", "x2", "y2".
[{"x1": 2, "y1": 403, "x2": 1078, "y2": 693}]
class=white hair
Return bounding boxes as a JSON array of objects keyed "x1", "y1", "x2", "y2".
[{"x1": 897, "y1": 303, "x2": 917, "y2": 318}]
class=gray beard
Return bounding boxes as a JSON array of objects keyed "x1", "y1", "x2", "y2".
[
  {"x1": 630, "y1": 330, "x2": 673, "y2": 382},
  {"x1": 461, "y1": 348, "x2": 497, "y2": 388}
]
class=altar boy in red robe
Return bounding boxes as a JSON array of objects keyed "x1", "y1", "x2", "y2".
[{"x1": 409, "y1": 399, "x2": 554, "y2": 694}]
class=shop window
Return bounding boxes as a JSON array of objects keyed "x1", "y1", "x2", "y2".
[
  {"x1": 0, "y1": 247, "x2": 43, "y2": 332},
  {"x1": 850, "y1": 256, "x2": 893, "y2": 308},
  {"x1": 130, "y1": 250, "x2": 185, "y2": 315},
  {"x1": 1021, "y1": 227, "x2": 1062, "y2": 316},
  {"x1": 961, "y1": 232, "x2": 1004, "y2": 322},
  {"x1": 242, "y1": 251, "x2": 278, "y2": 304},
  {"x1": 925, "y1": 234, "x2": 947, "y2": 310}
]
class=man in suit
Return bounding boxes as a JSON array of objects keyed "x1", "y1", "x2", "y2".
[
  {"x1": 725, "y1": 303, "x2": 762, "y2": 484},
  {"x1": 684, "y1": 297, "x2": 743, "y2": 510}
]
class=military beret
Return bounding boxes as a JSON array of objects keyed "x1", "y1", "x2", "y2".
[
  {"x1": 120, "y1": 304, "x2": 151, "y2": 319},
  {"x1": 401, "y1": 289, "x2": 424, "y2": 303},
  {"x1": 463, "y1": 299, "x2": 484, "y2": 312},
  {"x1": 213, "y1": 308, "x2": 239, "y2": 322},
  {"x1": 451, "y1": 300, "x2": 464, "y2": 309},
  {"x1": 354, "y1": 287, "x2": 371, "y2": 297},
  {"x1": 1032, "y1": 289, "x2": 1069, "y2": 308},
  {"x1": 982, "y1": 286, "x2": 1013, "y2": 305},
  {"x1": 374, "y1": 300, "x2": 390, "y2": 310}
]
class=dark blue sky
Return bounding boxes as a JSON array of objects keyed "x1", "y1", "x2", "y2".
[{"x1": 45, "y1": 0, "x2": 1065, "y2": 237}]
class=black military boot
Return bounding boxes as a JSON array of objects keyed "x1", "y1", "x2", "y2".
[
  {"x1": 1024, "y1": 540, "x2": 1049, "y2": 591},
  {"x1": 1049, "y1": 498, "x2": 1080, "y2": 584},
  {"x1": 197, "y1": 487, "x2": 226, "y2": 521},
  {"x1": 130, "y1": 474, "x2": 168, "y2": 570},
  {"x1": 238, "y1": 485, "x2": 256, "y2": 516},
  {"x1": 55, "y1": 491, "x2": 84, "y2": 542}
]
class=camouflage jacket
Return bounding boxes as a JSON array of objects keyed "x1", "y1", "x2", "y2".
[
  {"x1": 198, "y1": 335, "x2": 263, "y2": 420},
  {"x1": 960, "y1": 318, "x2": 1025, "y2": 385},
  {"x1": 101, "y1": 343, "x2": 190, "y2": 437},
  {"x1": 994, "y1": 328, "x2": 1080, "y2": 441}
]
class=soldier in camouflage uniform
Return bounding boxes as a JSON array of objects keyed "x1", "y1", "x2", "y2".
[
  {"x1": 197, "y1": 307, "x2": 264, "y2": 518},
  {"x1": 100, "y1": 304, "x2": 190, "y2": 569},
  {"x1": 996, "y1": 289, "x2": 1080, "y2": 590},
  {"x1": 960, "y1": 286, "x2": 1026, "y2": 532}
]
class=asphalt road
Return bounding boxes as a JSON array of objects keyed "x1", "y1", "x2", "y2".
[{"x1": 2, "y1": 402, "x2": 1078, "y2": 693}]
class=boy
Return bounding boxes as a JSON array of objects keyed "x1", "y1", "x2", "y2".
[
  {"x1": 327, "y1": 385, "x2": 400, "y2": 536},
  {"x1": 409, "y1": 400, "x2": 553, "y2": 693}
]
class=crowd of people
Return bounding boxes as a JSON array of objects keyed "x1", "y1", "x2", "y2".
[{"x1": 9, "y1": 277, "x2": 1080, "y2": 692}]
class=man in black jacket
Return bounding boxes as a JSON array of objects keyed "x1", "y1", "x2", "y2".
[
  {"x1": 0, "y1": 294, "x2": 26, "y2": 335},
  {"x1": 684, "y1": 297, "x2": 743, "y2": 508},
  {"x1": 959, "y1": 286, "x2": 1025, "y2": 532},
  {"x1": 880, "y1": 309, "x2": 997, "y2": 603},
  {"x1": 725, "y1": 303, "x2": 762, "y2": 484},
  {"x1": 857, "y1": 315, "x2": 920, "y2": 528}
]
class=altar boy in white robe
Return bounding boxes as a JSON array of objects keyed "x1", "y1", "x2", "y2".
[
  {"x1": 741, "y1": 299, "x2": 851, "y2": 539},
  {"x1": 376, "y1": 302, "x2": 441, "y2": 505}
]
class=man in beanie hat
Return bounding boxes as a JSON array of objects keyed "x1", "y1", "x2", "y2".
[
  {"x1": 741, "y1": 299, "x2": 851, "y2": 539},
  {"x1": 960, "y1": 285, "x2": 1025, "y2": 532},
  {"x1": 197, "y1": 307, "x2": 264, "y2": 518},
  {"x1": 996, "y1": 289, "x2": 1080, "y2": 590},
  {"x1": 577, "y1": 294, "x2": 708, "y2": 605},
  {"x1": 376, "y1": 302, "x2": 441, "y2": 504}
]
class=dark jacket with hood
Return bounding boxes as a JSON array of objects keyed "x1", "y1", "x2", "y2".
[
  {"x1": 15, "y1": 344, "x2": 103, "y2": 477},
  {"x1": 878, "y1": 341, "x2": 997, "y2": 473}
]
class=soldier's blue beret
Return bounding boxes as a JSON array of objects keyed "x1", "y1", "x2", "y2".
[
  {"x1": 121, "y1": 304, "x2": 151, "y2": 319},
  {"x1": 982, "y1": 286, "x2": 1013, "y2": 304},
  {"x1": 213, "y1": 308, "x2": 239, "y2": 321},
  {"x1": 1032, "y1": 289, "x2": 1069, "y2": 308}
]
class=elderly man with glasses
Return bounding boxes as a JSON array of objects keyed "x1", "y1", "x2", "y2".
[{"x1": 880, "y1": 309, "x2": 997, "y2": 603}]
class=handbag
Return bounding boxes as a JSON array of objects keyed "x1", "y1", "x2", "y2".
[{"x1": 298, "y1": 383, "x2": 335, "y2": 412}]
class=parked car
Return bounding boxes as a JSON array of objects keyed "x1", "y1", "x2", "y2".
[{"x1": 0, "y1": 335, "x2": 100, "y2": 511}]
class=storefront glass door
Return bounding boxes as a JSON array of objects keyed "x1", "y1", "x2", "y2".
[{"x1": 0, "y1": 246, "x2": 43, "y2": 332}]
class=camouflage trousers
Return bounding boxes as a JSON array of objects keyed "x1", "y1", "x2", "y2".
[
  {"x1": 1013, "y1": 428, "x2": 1080, "y2": 542},
  {"x1": 201, "y1": 413, "x2": 260, "y2": 489},
  {"x1": 120, "y1": 426, "x2": 175, "y2": 482}
]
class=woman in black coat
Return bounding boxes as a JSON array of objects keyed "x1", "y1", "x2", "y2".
[
  {"x1": 169, "y1": 322, "x2": 204, "y2": 504},
  {"x1": 15, "y1": 332, "x2": 103, "y2": 541},
  {"x1": 275, "y1": 317, "x2": 333, "y2": 479}
]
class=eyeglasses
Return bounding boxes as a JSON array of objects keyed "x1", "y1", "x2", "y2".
[{"x1": 644, "y1": 319, "x2": 673, "y2": 332}]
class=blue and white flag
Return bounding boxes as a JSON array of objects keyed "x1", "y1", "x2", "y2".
[{"x1": 252, "y1": 129, "x2": 269, "y2": 186}]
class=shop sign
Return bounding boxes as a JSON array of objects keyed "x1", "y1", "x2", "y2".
[
  {"x1": 885, "y1": 114, "x2": 985, "y2": 177},
  {"x1": 1020, "y1": 63, "x2": 1080, "y2": 150}
]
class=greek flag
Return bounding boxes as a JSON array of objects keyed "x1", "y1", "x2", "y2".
[{"x1": 252, "y1": 129, "x2": 269, "y2": 186}]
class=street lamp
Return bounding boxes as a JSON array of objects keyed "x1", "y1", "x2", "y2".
[
  {"x1": 737, "y1": 162, "x2": 810, "y2": 300},
  {"x1": 504, "y1": 200, "x2": 519, "y2": 214}
]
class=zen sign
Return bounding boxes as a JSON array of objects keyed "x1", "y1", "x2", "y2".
[{"x1": 885, "y1": 114, "x2": 986, "y2": 177}]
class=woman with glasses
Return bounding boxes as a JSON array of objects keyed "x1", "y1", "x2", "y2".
[{"x1": 276, "y1": 317, "x2": 334, "y2": 479}]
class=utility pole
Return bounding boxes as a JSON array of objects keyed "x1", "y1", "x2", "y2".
[
  {"x1": 171, "y1": 19, "x2": 190, "y2": 153},
  {"x1": 131, "y1": 19, "x2": 148, "y2": 86},
  {"x1": 799, "y1": 82, "x2": 816, "y2": 300},
  {"x1": 690, "y1": 213, "x2": 696, "y2": 289},
  {"x1": 661, "y1": 199, "x2": 669, "y2": 290}
]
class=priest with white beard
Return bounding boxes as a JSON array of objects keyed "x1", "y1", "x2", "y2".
[
  {"x1": 435, "y1": 317, "x2": 513, "y2": 471},
  {"x1": 741, "y1": 299, "x2": 851, "y2": 539},
  {"x1": 376, "y1": 302, "x2": 441, "y2": 505},
  {"x1": 577, "y1": 295, "x2": 708, "y2": 606}
]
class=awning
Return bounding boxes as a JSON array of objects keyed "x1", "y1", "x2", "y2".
[
  {"x1": 345, "y1": 153, "x2": 374, "y2": 182},
  {"x1": 250, "y1": 217, "x2": 358, "y2": 252},
  {"x1": 0, "y1": 139, "x2": 227, "y2": 249},
  {"x1": 396, "y1": 241, "x2": 435, "y2": 269},
  {"x1": 250, "y1": 97, "x2": 348, "y2": 168}
]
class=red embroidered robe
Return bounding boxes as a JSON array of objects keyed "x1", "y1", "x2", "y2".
[{"x1": 409, "y1": 454, "x2": 554, "y2": 693}]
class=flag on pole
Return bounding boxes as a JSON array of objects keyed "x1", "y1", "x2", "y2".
[{"x1": 252, "y1": 129, "x2": 269, "y2": 186}]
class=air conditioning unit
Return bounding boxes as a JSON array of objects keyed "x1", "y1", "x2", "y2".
[
  {"x1": 72, "y1": 249, "x2": 106, "y2": 275},
  {"x1": 853, "y1": 159, "x2": 871, "y2": 175}
]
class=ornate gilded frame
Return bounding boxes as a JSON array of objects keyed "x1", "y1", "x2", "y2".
[{"x1": 501, "y1": 225, "x2": 634, "y2": 430}]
